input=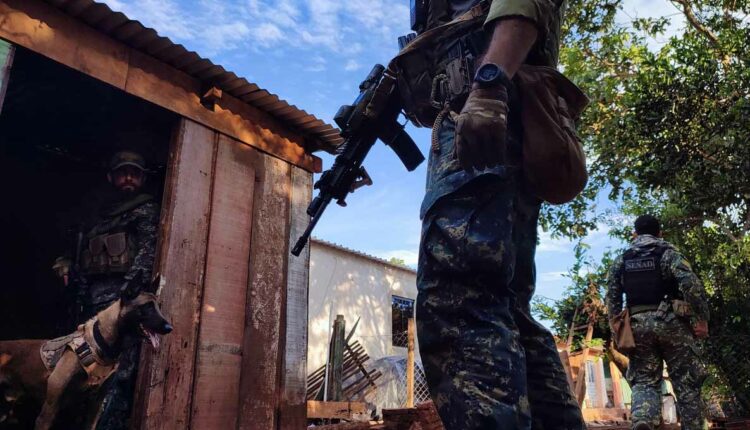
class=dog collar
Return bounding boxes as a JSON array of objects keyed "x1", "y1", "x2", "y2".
[{"x1": 93, "y1": 320, "x2": 120, "y2": 361}]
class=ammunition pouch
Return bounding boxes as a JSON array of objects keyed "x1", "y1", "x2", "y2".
[
  {"x1": 81, "y1": 232, "x2": 133, "y2": 275},
  {"x1": 671, "y1": 299, "x2": 693, "y2": 318},
  {"x1": 392, "y1": 3, "x2": 488, "y2": 127}
]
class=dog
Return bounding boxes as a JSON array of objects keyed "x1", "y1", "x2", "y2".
[{"x1": 0, "y1": 289, "x2": 172, "y2": 430}]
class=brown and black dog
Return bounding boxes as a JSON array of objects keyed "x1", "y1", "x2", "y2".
[{"x1": 0, "y1": 291, "x2": 172, "y2": 429}]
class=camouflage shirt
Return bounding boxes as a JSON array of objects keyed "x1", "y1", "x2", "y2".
[
  {"x1": 82, "y1": 194, "x2": 159, "y2": 310},
  {"x1": 420, "y1": 0, "x2": 566, "y2": 218},
  {"x1": 606, "y1": 234, "x2": 710, "y2": 322}
]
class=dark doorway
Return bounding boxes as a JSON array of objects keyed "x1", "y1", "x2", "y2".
[{"x1": 0, "y1": 47, "x2": 177, "y2": 340}]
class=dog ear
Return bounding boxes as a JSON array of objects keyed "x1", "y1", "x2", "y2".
[
  {"x1": 120, "y1": 269, "x2": 143, "y2": 302},
  {"x1": 0, "y1": 353, "x2": 11, "y2": 367}
]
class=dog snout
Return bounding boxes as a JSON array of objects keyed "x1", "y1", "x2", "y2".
[{"x1": 161, "y1": 323, "x2": 173, "y2": 334}]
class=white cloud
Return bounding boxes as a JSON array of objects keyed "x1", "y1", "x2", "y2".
[
  {"x1": 539, "y1": 271, "x2": 567, "y2": 282},
  {"x1": 344, "y1": 59, "x2": 361, "y2": 71},
  {"x1": 537, "y1": 229, "x2": 575, "y2": 253},
  {"x1": 253, "y1": 23, "x2": 284, "y2": 46}
]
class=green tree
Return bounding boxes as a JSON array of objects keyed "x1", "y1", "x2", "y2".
[{"x1": 540, "y1": 0, "x2": 750, "y2": 408}]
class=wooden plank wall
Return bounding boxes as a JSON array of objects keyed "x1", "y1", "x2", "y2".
[
  {"x1": 135, "y1": 118, "x2": 312, "y2": 429},
  {"x1": 190, "y1": 136, "x2": 258, "y2": 428},
  {"x1": 136, "y1": 119, "x2": 217, "y2": 429},
  {"x1": 238, "y1": 155, "x2": 292, "y2": 430},
  {"x1": 279, "y1": 167, "x2": 312, "y2": 428}
]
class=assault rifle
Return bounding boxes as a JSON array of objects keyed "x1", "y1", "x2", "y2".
[{"x1": 291, "y1": 64, "x2": 425, "y2": 256}]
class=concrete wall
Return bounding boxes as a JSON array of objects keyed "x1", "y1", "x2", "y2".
[{"x1": 308, "y1": 239, "x2": 419, "y2": 372}]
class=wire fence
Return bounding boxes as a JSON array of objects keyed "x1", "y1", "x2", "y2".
[{"x1": 701, "y1": 334, "x2": 750, "y2": 416}]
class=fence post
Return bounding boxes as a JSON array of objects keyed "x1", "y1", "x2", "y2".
[{"x1": 407, "y1": 318, "x2": 415, "y2": 408}]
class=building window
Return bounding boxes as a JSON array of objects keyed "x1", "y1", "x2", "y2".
[{"x1": 392, "y1": 296, "x2": 414, "y2": 348}]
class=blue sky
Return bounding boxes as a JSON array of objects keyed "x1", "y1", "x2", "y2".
[{"x1": 102, "y1": 0, "x2": 685, "y2": 307}]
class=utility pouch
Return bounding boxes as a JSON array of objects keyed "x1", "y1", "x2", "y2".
[
  {"x1": 81, "y1": 232, "x2": 132, "y2": 275},
  {"x1": 514, "y1": 65, "x2": 589, "y2": 204},
  {"x1": 611, "y1": 308, "x2": 636, "y2": 354},
  {"x1": 656, "y1": 300, "x2": 671, "y2": 319},
  {"x1": 391, "y1": 3, "x2": 489, "y2": 127},
  {"x1": 104, "y1": 232, "x2": 131, "y2": 272},
  {"x1": 672, "y1": 300, "x2": 693, "y2": 317}
]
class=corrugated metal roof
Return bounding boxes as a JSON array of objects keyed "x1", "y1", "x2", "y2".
[{"x1": 43, "y1": 0, "x2": 344, "y2": 153}]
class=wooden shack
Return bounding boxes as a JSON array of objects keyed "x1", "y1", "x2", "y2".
[{"x1": 0, "y1": 0, "x2": 343, "y2": 428}]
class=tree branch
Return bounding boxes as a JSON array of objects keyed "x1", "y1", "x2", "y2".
[{"x1": 671, "y1": 0, "x2": 721, "y2": 47}]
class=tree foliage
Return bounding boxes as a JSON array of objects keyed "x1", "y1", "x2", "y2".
[{"x1": 541, "y1": 0, "x2": 750, "y2": 407}]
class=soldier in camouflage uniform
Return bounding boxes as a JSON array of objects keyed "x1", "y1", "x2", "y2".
[
  {"x1": 606, "y1": 215, "x2": 710, "y2": 430},
  {"x1": 414, "y1": 0, "x2": 585, "y2": 428},
  {"x1": 54, "y1": 150, "x2": 159, "y2": 429}
]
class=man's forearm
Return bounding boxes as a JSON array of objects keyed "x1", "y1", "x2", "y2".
[{"x1": 481, "y1": 18, "x2": 538, "y2": 78}]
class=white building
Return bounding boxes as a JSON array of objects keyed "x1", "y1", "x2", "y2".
[{"x1": 308, "y1": 238, "x2": 419, "y2": 373}]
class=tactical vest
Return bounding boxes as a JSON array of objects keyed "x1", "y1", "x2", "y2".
[
  {"x1": 622, "y1": 244, "x2": 679, "y2": 307},
  {"x1": 81, "y1": 231, "x2": 134, "y2": 275},
  {"x1": 80, "y1": 194, "x2": 153, "y2": 276}
]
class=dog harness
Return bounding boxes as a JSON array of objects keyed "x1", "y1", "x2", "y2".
[{"x1": 40, "y1": 319, "x2": 118, "y2": 385}]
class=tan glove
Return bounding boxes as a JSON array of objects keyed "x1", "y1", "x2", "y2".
[
  {"x1": 454, "y1": 85, "x2": 509, "y2": 172},
  {"x1": 52, "y1": 257, "x2": 72, "y2": 286}
]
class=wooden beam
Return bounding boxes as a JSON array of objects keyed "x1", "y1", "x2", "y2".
[
  {"x1": 406, "y1": 318, "x2": 415, "y2": 408},
  {"x1": 134, "y1": 119, "x2": 216, "y2": 429},
  {"x1": 610, "y1": 360, "x2": 624, "y2": 409},
  {"x1": 237, "y1": 154, "x2": 292, "y2": 430},
  {"x1": 190, "y1": 135, "x2": 258, "y2": 428},
  {"x1": 306, "y1": 401, "x2": 367, "y2": 420},
  {"x1": 328, "y1": 315, "x2": 346, "y2": 401},
  {"x1": 278, "y1": 166, "x2": 312, "y2": 430},
  {"x1": 0, "y1": 0, "x2": 323, "y2": 173}
]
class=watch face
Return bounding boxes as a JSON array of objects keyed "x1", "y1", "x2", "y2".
[{"x1": 477, "y1": 64, "x2": 500, "y2": 82}]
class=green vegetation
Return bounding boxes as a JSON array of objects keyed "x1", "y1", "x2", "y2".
[{"x1": 537, "y1": 0, "x2": 750, "y2": 408}]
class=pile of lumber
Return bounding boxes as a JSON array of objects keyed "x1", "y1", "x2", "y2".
[
  {"x1": 382, "y1": 401, "x2": 444, "y2": 430},
  {"x1": 307, "y1": 316, "x2": 382, "y2": 403}
]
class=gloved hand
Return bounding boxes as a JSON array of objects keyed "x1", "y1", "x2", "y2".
[
  {"x1": 692, "y1": 320, "x2": 709, "y2": 339},
  {"x1": 454, "y1": 85, "x2": 509, "y2": 171}
]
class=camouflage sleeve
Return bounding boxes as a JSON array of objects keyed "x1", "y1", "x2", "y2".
[
  {"x1": 663, "y1": 249, "x2": 710, "y2": 322},
  {"x1": 605, "y1": 255, "x2": 625, "y2": 319},
  {"x1": 486, "y1": 0, "x2": 561, "y2": 29},
  {"x1": 125, "y1": 201, "x2": 160, "y2": 290}
]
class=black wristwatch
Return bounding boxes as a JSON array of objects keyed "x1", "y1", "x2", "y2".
[{"x1": 473, "y1": 63, "x2": 513, "y2": 89}]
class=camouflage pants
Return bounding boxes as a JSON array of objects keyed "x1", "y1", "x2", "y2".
[
  {"x1": 627, "y1": 311, "x2": 707, "y2": 430},
  {"x1": 95, "y1": 343, "x2": 140, "y2": 429},
  {"x1": 417, "y1": 175, "x2": 584, "y2": 430}
]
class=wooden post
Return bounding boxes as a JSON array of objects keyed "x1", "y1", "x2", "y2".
[
  {"x1": 559, "y1": 349, "x2": 576, "y2": 397},
  {"x1": 238, "y1": 155, "x2": 292, "y2": 430},
  {"x1": 328, "y1": 315, "x2": 346, "y2": 401},
  {"x1": 279, "y1": 166, "x2": 313, "y2": 429},
  {"x1": 406, "y1": 318, "x2": 415, "y2": 408},
  {"x1": 575, "y1": 321, "x2": 595, "y2": 406},
  {"x1": 610, "y1": 360, "x2": 624, "y2": 408},
  {"x1": 134, "y1": 119, "x2": 216, "y2": 429}
]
